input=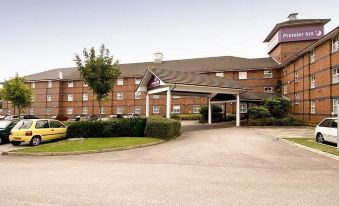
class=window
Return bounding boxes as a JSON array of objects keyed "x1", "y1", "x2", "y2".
[
  {"x1": 46, "y1": 108, "x2": 52, "y2": 115},
  {"x1": 29, "y1": 108, "x2": 34, "y2": 115},
  {"x1": 216, "y1": 72, "x2": 224, "y2": 77},
  {"x1": 100, "y1": 107, "x2": 105, "y2": 114},
  {"x1": 310, "y1": 50, "x2": 315, "y2": 63},
  {"x1": 47, "y1": 81, "x2": 53, "y2": 88},
  {"x1": 294, "y1": 71, "x2": 299, "y2": 82},
  {"x1": 83, "y1": 82, "x2": 88, "y2": 87},
  {"x1": 117, "y1": 92, "x2": 123, "y2": 100},
  {"x1": 264, "y1": 87, "x2": 273, "y2": 93},
  {"x1": 332, "y1": 36, "x2": 338, "y2": 53},
  {"x1": 173, "y1": 96, "x2": 180, "y2": 99},
  {"x1": 310, "y1": 101, "x2": 316, "y2": 114},
  {"x1": 67, "y1": 94, "x2": 73, "y2": 101},
  {"x1": 283, "y1": 85, "x2": 288, "y2": 95},
  {"x1": 82, "y1": 107, "x2": 88, "y2": 115},
  {"x1": 35, "y1": 120, "x2": 49, "y2": 129},
  {"x1": 117, "y1": 78, "x2": 123, "y2": 85},
  {"x1": 135, "y1": 91, "x2": 141, "y2": 99},
  {"x1": 31, "y1": 95, "x2": 35, "y2": 102},
  {"x1": 239, "y1": 103, "x2": 247, "y2": 113},
  {"x1": 319, "y1": 119, "x2": 333, "y2": 127},
  {"x1": 193, "y1": 105, "x2": 201, "y2": 114},
  {"x1": 67, "y1": 107, "x2": 73, "y2": 115},
  {"x1": 294, "y1": 94, "x2": 299, "y2": 104},
  {"x1": 264, "y1": 70, "x2": 273, "y2": 78},
  {"x1": 47, "y1": 95, "x2": 52, "y2": 102},
  {"x1": 310, "y1": 75, "x2": 316, "y2": 89},
  {"x1": 134, "y1": 106, "x2": 141, "y2": 114},
  {"x1": 117, "y1": 106, "x2": 124, "y2": 114},
  {"x1": 283, "y1": 67, "x2": 288, "y2": 76},
  {"x1": 333, "y1": 98, "x2": 339, "y2": 114},
  {"x1": 135, "y1": 77, "x2": 141, "y2": 84},
  {"x1": 173, "y1": 105, "x2": 180, "y2": 114},
  {"x1": 333, "y1": 68, "x2": 339, "y2": 84},
  {"x1": 83, "y1": 94, "x2": 89, "y2": 101},
  {"x1": 239, "y1": 71, "x2": 247, "y2": 80},
  {"x1": 68, "y1": 81, "x2": 74, "y2": 88},
  {"x1": 153, "y1": 95, "x2": 160, "y2": 99},
  {"x1": 31, "y1": 82, "x2": 36, "y2": 88},
  {"x1": 153, "y1": 106, "x2": 160, "y2": 114},
  {"x1": 331, "y1": 120, "x2": 338, "y2": 128},
  {"x1": 49, "y1": 121, "x2": 64, "y2": 128}
]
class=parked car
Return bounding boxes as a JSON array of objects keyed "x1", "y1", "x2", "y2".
[
  {"x1": 315, "y1": 117, "x2": 338, "y2": 144},
  {"x1": 51, "y1": 114, "x2": 68, "y2": 121},
  {"x1": 0, "y1": 115, "x2": 7, "y2": 120},
  {"x1": 21, "y1": 115, "x2": 39, "y2": 119},
  {"x1": 123, "y1": 113, "x2": 140, "y2": 118},
  {"x1": 68, "y1": 115, "x2": 90, "y2": 122},
  {"x1": 4, "y1": 115, "x2": 20, "y2": 120},
  {"x1": 0, "y1": 120, "x2": 19, "y2": 144},
  {"x1": 9, "y1": 119, "x2": 67, "y2": 146}
]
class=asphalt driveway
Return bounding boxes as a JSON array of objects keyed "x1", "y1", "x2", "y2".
[{"x1": 0, "y1": 122, "x2": 338, "y2": 206}]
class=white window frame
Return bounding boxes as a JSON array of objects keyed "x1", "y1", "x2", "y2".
[
  {"x1": 283, "y1": 84, "x2": 288, "y2": 95},
  {"x1": 100, "y1": 107, "x2": 105, "y2": 115},
  {"x1": 153, "y1": 95, "x2": 160, "y2": 99},
  {"x1": 47, "y1": 81, "x2": 53, "y2": 88},
  {"x1": 153, "y1": 106, "x2": 160, "y2": 114},
  {"x1": 264, "y1": 70, "x2": 273, "y2": 78},
  {"x1": 310, "y1": 50, "x2": 315, "y2": 63},
  {"x1": 264, "y1": 87, "x2": 273, "y2": 93},
  {"x1": 283, "y1": 67, "x2": 288, "y2": 76},
  {"x1": 117, "y1": 92, "x2": 123, "y2": 100},
  {"x1": 310, "y1": 101, "x2": 316, "y2": 114},
  {"x1": 134, "y1": 106, "x2": 141, "y2": 114},
  {"x1": 31, "y1": 95, "x2": 35, "y2": 102},
  {"x1": 46, "y1": 108, "x2": 52, "y2": 115},
  {"x1": 82, "y1": 93, "x2": 89, "y2": 101},
  {"x1": 82, "y1": 107, "x2": 88, "y2": 115},
  {"x1": 310, "y1": 75, "x2": 316, "y2": 89},
  {"x1": 29, "y1": 108, "x2": 34, "y2": 115},
  {"x1": 172, "y1": 105, "x2": 180, "y2": 114},
  {"x1": 135, "y1": 77, "x2": 141, "y2": 85},
  {"x1": 83, "y1": 82, "x2": 88, "y2": 87},
  {"x1": 294, "y1": 71, "x2": 299, "y2": 82},
  {"x1": 240, "y1": 103, "x2": 247, "y2": 113},
  {"x1": 135, "y1": 91, "x2": 141, "y2": 99},
  {"x1": 68, "y1": 81, "x2": 74, "y2": 88},
  {"x1": 117, "y1": 78, "x2": 124, "y2": 86},
  {"x1": 216, "y1": 72, "x2": 224, "y2": 77},
  {"x1": 333, "y1": 68, "x2": 339, "y2": 84},
  {"x1": 47, "y1": 95, "x2": 52, "y2": 102},
  {"x1": 193, "y1": 105, "x2": 201, "y2": 114},
  {"x1": 31, "y1": 82, "x2": 36, "y2": 88},
  {"x1": 332, "y1": 36, "x2": 338, "y2": 53},
  {"x1": 7, "y1": 110, "x2": 11, "y2": 115},
  {"x1": 117, "y1": 106, "x2": 124, "y2": 114},
  {"x1": 67, "y1": 94, "x2": 73, "y2": 102},
  {"x1": 67, "y1": 107, "x2": 73, "y2": 115},
  {"x1": 173, "y1": 96, "x2": 181, "y2": 99},
  {"x1": 239, "y1": 71, "x2": 247, "y2": 80},
  {"x1": 294, "y1": 94, "x2": 299, "y2": 105},
  {"x1": 333, "y1": 98, "x2": 339, "y2": 114}
]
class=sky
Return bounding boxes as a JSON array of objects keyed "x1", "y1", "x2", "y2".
[{"x1": 1, "y1": 0, "x2": 339, "y2": 81}]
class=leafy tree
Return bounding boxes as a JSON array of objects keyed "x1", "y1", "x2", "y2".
[
  {"x1": 200, "y1": 105, "x2": 223, "y2": 122},
  {"x1": 263, "y1": 96, "x2": 291, "y2": 118},
  {"x1": 74, "y1": 45, "x2": 121, "y2": 116},
  {"x1": 0, "y1": 88, "x2": 2, "y2": 109},
  {"x1": 2, "y1": 75, "x2": 33, "y2": 115}
]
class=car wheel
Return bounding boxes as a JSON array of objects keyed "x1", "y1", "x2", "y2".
[
  {"x1": 11, "y1": 141, "x2": 21, "y2": 146},
  {"x1": 30, "y1": 136, "x2": 41, "y2": 146},
  {"x1": 316, "y1": 133, "x2": 324, "y2": 143}
]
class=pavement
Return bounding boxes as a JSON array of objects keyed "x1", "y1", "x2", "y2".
[{"x1": 0, "y1": 122, "x2": 338, "y2": 206}]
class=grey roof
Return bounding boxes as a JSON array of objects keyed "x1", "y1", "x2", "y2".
[
  {"x1": 24, "y1": 56, "x2": 278, "y2": 81},
  {"x1": 264, "y1": 19, "x2": 331, "y2": 42},
  {"x1": 240, "y1": 91, "x2": 275, "y2": 101},
  {"x1": 149, "y1": 68, "x2": 245, "y2": 90}
]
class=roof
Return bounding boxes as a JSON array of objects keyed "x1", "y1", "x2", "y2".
[
  {"x1": 264, "y1": 19, "x2": 331, "y2": 42},
  {"x1": 149, "y1": 68, "x2": 245, "y2": 90},
  {"x1": 24, "y1": 56, "x2": 278, "y2": 81},
  {"x1": 240, "y1": 91, "x2": 275, "y2": 101}
]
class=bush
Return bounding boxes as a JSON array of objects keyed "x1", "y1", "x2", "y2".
[
  {"x1": 246, "y1": 116, "x2": 304, "y2": 126},
  {"x1": 224, "y1": 113, "x2": 236, "y2": 121},
  {"x1": 171, "y1": 114, "x2": 202, "y2": 120},
  {"x1": 263, "y1": 96, "x2": 291, "y2": 118},
  {"x1": 200, "y1": 105, "x2": 223, "y2": 122},
  {"x1": 248, "y1": 106, "x2": 271, "y2": 119},
  {"x1": 66, "y1": 118, "x2": 147, "y2": 138},
  {"x1": 144, "y1": 117, "x2": 181, "y2": 139}
]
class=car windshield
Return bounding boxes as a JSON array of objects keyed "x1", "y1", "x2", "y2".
[
  {"x1": 13, "y1": 120, "x2": 33, "y2": 130},
  {"x1": 0, "y1": 121, "x2": 11, "y2": 129}
]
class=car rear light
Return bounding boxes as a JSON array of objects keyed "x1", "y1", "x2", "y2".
[{"x1": 25, "y1": 131, "x2": 32, "y2": 136}]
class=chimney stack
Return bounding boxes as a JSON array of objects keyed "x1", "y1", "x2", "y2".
[
  {"x1": 154, "y1": 52, "x2": 163, "y2": 64},
  {"x1": 59, "y1": 71, "x2": 63, "y2": 79},
  {"x1": 288, "y1": 13, "x2": 298, "y2": 21}
]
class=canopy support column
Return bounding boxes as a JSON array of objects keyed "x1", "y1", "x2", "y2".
[
  {"x1": 146, "y1": 93, "x2": 150, "y2": 117},
  {"x1": 208, "y1": 98, "x2": 212, "y2": 124},
  {"x1": 166, "y1": 89, "x2": 171, "y2": 119},
  {"x1": 236, "y1": 93, "x2": 240, "y2": 127}
]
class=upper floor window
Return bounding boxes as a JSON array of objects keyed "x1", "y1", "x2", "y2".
[
  {"x1": 67, "y1": 94, "x2": 73, "y2": 102},
  {"x1": 172, "y1": 105, "x2": 180, "y2": 114},
  {"x1": 68, "y1": 81, "x2": 74, "y2": 88},
  {"x1": 294, "y1": 93, "x2": 299, "y2": 104},
  {"x1": 135, "y1": 91, "x2": 141, "y2": 99},
  {"x1": 294, "y1": 71, "x2": 299, "y2": 82},
  {"x1": 134, "y1": 106, "x2": 141, "y2": 114},
  {"x1": 333, "y1": 98, "x2": 339, "y2": 114},
  {"x1": 283, "y1": 67, "x2": 288, "y2": 76},
  {"x1": 135, "y1": 77, "x2": 141, "y2": 85},
  {"x1": 310, "y1": 75, "x2": 316, "y2": 89},
  {"x1": 47, "y1": 95, "x2": 52, "y2": 102},
  {"x1": 193, "y1": 105, "x2": 201, "y2": 114},
  {"x1": 283, "y1": 84, "x2": 288, "y2": 95},
  {"x1": 239, "y1": 71, "x2": 247, "y2": 80},
  {"x1": 47, "y1": 81, "x2": 53, "y2": 88},
  {"x1": 310, "y1": 50, "x2": 315, "y2": 63},
  {"x1": 31, "y1": 95, "x2": 35, "y2": 102},
  {"x1": 264, "y1": 70, "x2": 273, "y2": 78},
  {"x1": 31, "y1": 82, "x2": 36, "y2": 88},
  {"x1": 216, "y1": 72, "x2": 224, "y2": 77},
  {"x1": 332, "y1": 36, "x2": 339, "y2": 53},
  {"x1": 83, "y1": 93, "x2": 89, "y2": 101},
  {"x1": 310, "y1": 101, "x2": 316, "y2": 114},
  {"x1": 264, "y1": 87, "x2": 273, "y2": 93},
  {"x1": 117, "y1": 78, "x2": 124, "y2": 86},
  {"x1": 240, "y1": 103, "x2": 247, "y2": 113},
  {"x1": 117, "y1": 92, "x2": 123, "y2": 100},
  {"x1": 83, "y1": 82, "x2": 88, "y2": 87},
  {"x1": 333, "y1": 68, "x2": 339, "y2": 84}
]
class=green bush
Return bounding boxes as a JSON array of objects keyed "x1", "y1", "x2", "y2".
[
  {"x1": 263, "y1": 96, "x2": 291, "y2": 118},
  {"x1": 144, "y1": 117, "x2": 181, "y2": 140},
  {"x1": 246, "y1": 116, "x2": 304, "y2": 126},
  {"x1": 171, "y1": 114, "x2": 202, "y2": 120},
  {"x1": 248, "y1": 106, "x2": 271, "y2": 119},
  {"x1": 224, "y1": 113, "x2": 236, "y2": 121},
  {"x1": 200, "y1": 105, "x2": 223, "y2": 122},
  {"x1": 66, "y1": 118, "x2": 147, "y2": 138}
]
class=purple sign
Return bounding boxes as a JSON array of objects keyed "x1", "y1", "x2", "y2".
[
  {"x1": 147, "y1": 76, "x2": 161, "y2": 89},
  {"x1": 268, "y1": 25, "x2": 324, "y2": 53}
]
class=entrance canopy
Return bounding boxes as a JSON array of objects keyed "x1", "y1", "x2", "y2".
[{"x1": 137, "y1": 68, "x2": 248, "y2": 126}]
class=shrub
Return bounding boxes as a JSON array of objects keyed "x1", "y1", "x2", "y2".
[
  {"x1": 144, "y1": 117, "x2": 181, "y2": 139},
  {"x1": 246, "y1": 116, "x2": 304, "y2": 126},
  {"x1": 200, "y1": 105, "x2": 223, "y2": 122},
  {"x1": 171, "y1": 114, "x2": 202, "y2": 120},
  {"x1": 66, "y1": 118, "x2": 147, "y2": 138},
  {"x1": 248, "y1": 106, "x2": 271, "y2": 119},
  {"x1": 224, "y1": 113, "x2": 236, "y2": 121},
  {"x1": 263, "y1": 96, "x2": 291, "y2": 118}
]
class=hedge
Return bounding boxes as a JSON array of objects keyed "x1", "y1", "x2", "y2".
[
  {"x1": 171, "y1": 114, "x2": 202, "y2": 120},
  {"x1": 66, "y1": 118, "x2": 147, "y2": 138},
  {"x1": 144, "y1": 117, "x2": 181, "y2": 139},
  {"x1": 246, "y1": 116, "x2": 304, "y2": 126}
]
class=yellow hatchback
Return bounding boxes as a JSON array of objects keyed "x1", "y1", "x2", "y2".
[{"x1": 9, "y1": 119, "x2": 67, "y2": 146}]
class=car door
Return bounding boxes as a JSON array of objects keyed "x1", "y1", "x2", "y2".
[
  {"x1": 49, "y1": 120, "x2": 66, "y2": 139},
  {"x1": 35, "y1": 120, "x2": 52, "y2": 141},
  {"x1": 328, "y1": 120, "x2": 338, "y2": 144}
]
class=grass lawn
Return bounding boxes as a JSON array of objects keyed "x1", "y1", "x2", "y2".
[
  {"x1": 284, "y1": 138, "x2": 339, "y2": 156},
  {"x1": 14, "y1": 137, "x2": 162, "y2": 153}
]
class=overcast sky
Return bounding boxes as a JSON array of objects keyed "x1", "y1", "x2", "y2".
[{"x1": 0, "y1": 0, "x2": 338, "y2": 81}]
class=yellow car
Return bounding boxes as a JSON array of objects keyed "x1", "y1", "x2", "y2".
[{"x1": 9, "y1": 119, "x2": 67, "y2": 146}]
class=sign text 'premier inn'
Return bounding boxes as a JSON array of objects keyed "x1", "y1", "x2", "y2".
[{"x1": 267, "y1": 25, "x2": 324, "y2": 53}]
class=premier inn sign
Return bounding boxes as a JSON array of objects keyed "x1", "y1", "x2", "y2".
[{"x1": 267, "y1": 25, "x2": 324, "y2": 53}]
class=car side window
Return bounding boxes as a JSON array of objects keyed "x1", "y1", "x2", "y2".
[
  {"x1": 9, "y1": 122, "x2": 17, "y2": 128},
  {"x1": 331, "y1": 121, "x2": 338, "y2": 128},
  {"x1": 319, "y1": 119, "x2": 333, "y2": 127},
  {"x1": 35, "y1": 120, "x2": 49, "y2": 129},
  {"x1": 49, "y1": 121, "x2": 64, "y2": 128}
]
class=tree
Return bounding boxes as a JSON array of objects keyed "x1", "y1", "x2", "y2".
[
  {"x1": 200, "y1": 105, "x2": 223, "y2": 122},
  {"x1": 74, "y1": 45, "x2": 121, "y2": 116},
  {"x1": 2, "y1": 75, "x2": 33, "y2": 115},
  {"x1": 248, "y1": 106, "x2": 271, "y2": 119},
  {"x1": 262, "y1": 96, "x2": 291, "y2": 118}
]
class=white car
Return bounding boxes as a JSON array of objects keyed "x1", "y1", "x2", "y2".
[{"x1": 315, "y1": 118, "x2": 338, "y2": 144}]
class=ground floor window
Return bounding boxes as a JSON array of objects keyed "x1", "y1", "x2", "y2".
[
  {"x1": 100, "y1": 107, "x2": 105, "y2": 114},
  {"x1": 172, "y1": 105, "x2": 180, "y2": 114},
  {"x1": 264, "y1": 87, "x2": 273, "y2": 93},
  {"x1": 153, "y1": 95, "x2": 160, "y2": 99},
  {"x1": 294, "y1": 94, "x2": 299, "y2": 104},
  {"x1": 46, "y1": 108, "x2": 52, "y2": 115},
  {"x1": 153, "y1": 106, "x2": 160, "y2": 114},
  {"x1": 310, "y1": 101, "x2": 316, "y2": 114},
  {"x1": 193, "y1": 105, "x2": 201, "y2": 113},
  {"x1": 7, "y1": 110, "x2": 11, "y2": 115},
  {"x1": 283, "y1": 84, "x2": 288, "y2": 95},
  {"x1": 82, "y1": 107, "x2": 88, "y2": 115},
  {"x1": 29, "y1": 108, "x2": 34, "y2": 115},
  {"x1": 333, "y1": 98, "x2": 339, "y2": 114},
  {"x1": 134, "y1": 106, "x2": 141, "y2": 114},
  {"x1": 67, "y1": 107, "x2": 73, "y2": 115},
  {"x1": 240, "y1": 103, "x2": 247, "y2": 113},
  {"x1": 333, "y1": 68, "x2": 339, "y2": 84},
  {"x1": 117, "y1": 106, "x2": 123, "y2": 114}
]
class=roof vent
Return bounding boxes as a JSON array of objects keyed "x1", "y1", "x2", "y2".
[
  {"x1": 288, "y1": 13, "x2": 298, "y2": 21},
  {"x1": 154, "y1": 52, "x2": 163, "y2": 64},
  {"x1": 59, "y1": 71, "x2": 63, "y2": 79}
]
